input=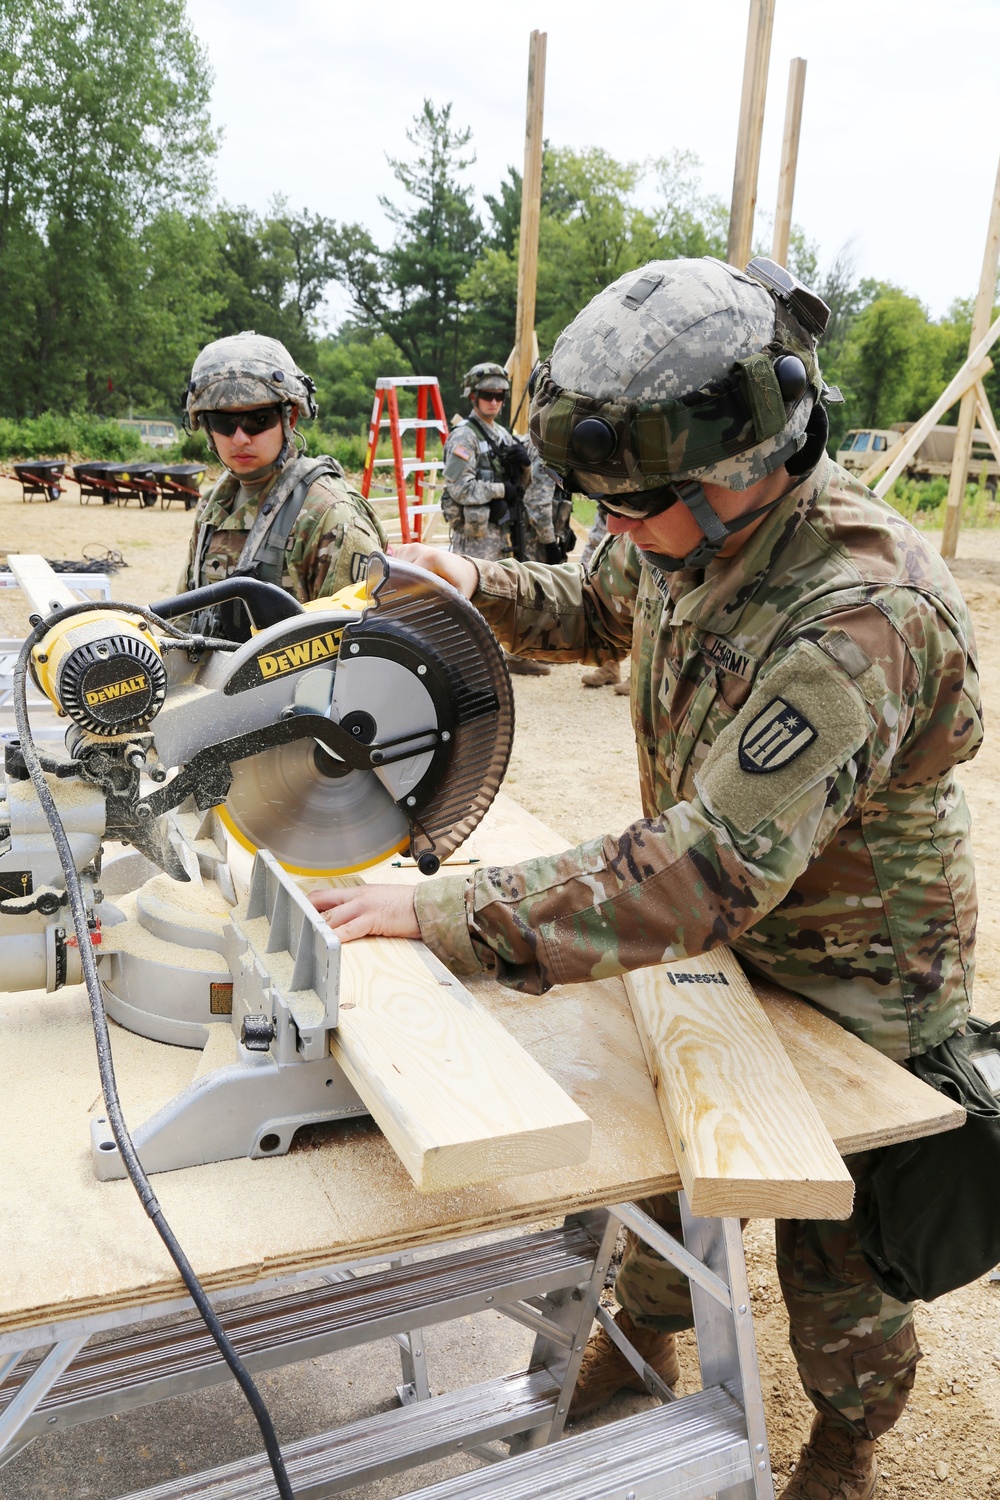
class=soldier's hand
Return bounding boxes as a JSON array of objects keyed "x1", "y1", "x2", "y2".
[
  {"x1": 308, "y1": 885, "x2": 420, "y2": 942},
  {"x1": 390, "y1": 544, "x2": 479, "y2": 598},
  {"x1": 544, "y1": 541, "x2": 566, "y2": 565}
]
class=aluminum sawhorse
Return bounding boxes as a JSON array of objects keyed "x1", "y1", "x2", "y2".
[{"x1": 0, "y1": 1198, "x2": 774, "y2": 1500}]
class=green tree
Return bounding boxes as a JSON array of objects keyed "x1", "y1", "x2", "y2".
[
  {"x1": 312, "y1": 326, "x2": 413, "y2": 436},
  {"x1": 206, "y1": 199, "x2": 337, "y2": 364},
  {"x1": 0, "y1": 0, "x2": 217, "y2": 417},
  {"x1": 329, "y1": 101, "x2": 483, "y2": 409}
]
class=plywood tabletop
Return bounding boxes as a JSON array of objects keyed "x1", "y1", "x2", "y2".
[{"x1": 0, "y1": 794, "x2": 962, "y2": 1339}]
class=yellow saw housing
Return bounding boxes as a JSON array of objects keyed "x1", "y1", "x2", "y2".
[{"x1": 32, "y1": 610, "x2": 167, "y2": 737}]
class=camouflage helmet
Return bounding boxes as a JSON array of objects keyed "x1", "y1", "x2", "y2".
[
  {"x1": 530, "y1": 257, "x2": 830, "y2": 498},
  {"x1": 185, "y1": 331, "x2": 318, "y2": 431},
  {"x1": 462, "y1": 361, "x2": 511, "y2": 400}
]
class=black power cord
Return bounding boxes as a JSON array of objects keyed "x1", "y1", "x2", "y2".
[{"x1": 13, "y1": 606, "x2": 296, "y2": 1500}]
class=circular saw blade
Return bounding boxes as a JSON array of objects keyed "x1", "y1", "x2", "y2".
[{"x1": 221, "y1": 738, "x2": 408, "y2": 876}]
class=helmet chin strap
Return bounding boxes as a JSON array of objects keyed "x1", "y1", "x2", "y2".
[
  {"x1": 638, "y1": 482, "x2": 792, "y2": 572},
  {"x1": 638, "y1": 432, "x2": 806, "y2": 572}
]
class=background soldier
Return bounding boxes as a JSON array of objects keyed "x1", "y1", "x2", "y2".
[
  {"x1": 309, "y1": 256, "x2": 983, "y2": 1500},
  {"x1": 578, "y1": 509, "x2": 629, "y2": 692},
  {"x1": 521, "y1": 437, "x2": 576, "y2": 565},
  {"x1": 443, "y1": 361, "x2": 548, "y2": 675},
  {"x1": 179, "y1": 331, "x2": 385, "y2": 638}
]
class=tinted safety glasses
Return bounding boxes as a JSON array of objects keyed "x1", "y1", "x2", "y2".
[
  {"x1": 594, "y1": 481, "x2": 705, "y2": 522},
  {"x1": 202, "y1": 406, "x2": 283, "y2": 438}
]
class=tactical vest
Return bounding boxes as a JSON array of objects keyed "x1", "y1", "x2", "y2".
[{"x1": 191, "y1": 455, "x2": 344, "y2": 640}]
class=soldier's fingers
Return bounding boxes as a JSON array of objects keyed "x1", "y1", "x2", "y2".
[{"x1": 307, "y1": 888, "x2": 349, "y2": 913}]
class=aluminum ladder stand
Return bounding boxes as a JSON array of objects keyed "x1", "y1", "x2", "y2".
[{"x1": 19, "y1": 1196, "x2": 779, "y2": 1500}]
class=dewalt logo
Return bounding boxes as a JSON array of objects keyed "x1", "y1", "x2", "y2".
[
  {"x1": 256, "y1": 629, "x2": 343, "y2": 681},
  {"x1": 85, "y1": 674, "x2": 149, "y2": 707}
]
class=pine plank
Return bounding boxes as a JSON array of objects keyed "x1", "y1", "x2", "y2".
[
  {"x1": 624, "y1": 948, "x2": 856, "y2": 1220},
  {"x1": 330, "y1": 935, "x2": 592, "y2": 1194}
]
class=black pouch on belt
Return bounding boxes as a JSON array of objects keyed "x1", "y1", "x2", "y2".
[{"x1": 853, "y1": 1018, "x2": 1000, "y2": 1303}]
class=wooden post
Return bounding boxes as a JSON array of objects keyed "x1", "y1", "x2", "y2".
[
  {"x1": 509, "y1": 29, "x2": 546, "y2": 436},
  {"x1": 727, "y1": 0, "x2": 775, "y2": 269},
  {"x1": 941, "y1": 149, "x2": 1000, "y2": 558},
  {"x1": 771, "y1": 57, "x2": 807, "y2": 268}
]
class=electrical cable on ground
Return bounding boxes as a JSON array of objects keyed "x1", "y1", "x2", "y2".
[{"x1": 12, "y1": 605, "x2": 296, "y2": 1500}]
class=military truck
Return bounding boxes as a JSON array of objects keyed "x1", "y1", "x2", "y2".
[{"x1": 836, "y1": 423, "x2": 1000, "y2": 492}]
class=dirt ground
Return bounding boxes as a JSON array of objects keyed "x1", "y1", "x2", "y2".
[{"x1": 4, "y1": 474, "x2": 1000, "y2": 1496}]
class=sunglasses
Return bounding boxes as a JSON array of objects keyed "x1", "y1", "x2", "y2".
[
  {"x1": 476, "y1": 390, "x2": 506, "y2": 403},
  {"x1": 202, "y1": 407, "x2": 283, "y2": 438},
  {"x1": 595, "y1": 482, "x2": 686, "y2": 522}
]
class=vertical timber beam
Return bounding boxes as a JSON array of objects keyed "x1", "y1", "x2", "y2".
[
  {"x1": 727, "y1": 0, "x2": 775, "y2": 270},
  {"x1": 510, "y1": 29, "x2": 546, "y2": 436},
  {"x1": 942, "y1": 149, "x2": 1000, "y2": 558},
  {"x1": 771, "y1": 57, "x2": 807, "y2": 268}
]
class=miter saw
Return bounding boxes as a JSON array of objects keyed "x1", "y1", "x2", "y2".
[{"x1": 1, "y1": 551, "x2": 514, "y2": 1181}]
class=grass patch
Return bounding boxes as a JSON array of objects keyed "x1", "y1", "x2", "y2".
[{"x1": 883, "y1": 476, "x2": 999, "y2": 529}]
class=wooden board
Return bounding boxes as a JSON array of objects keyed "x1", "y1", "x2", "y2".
[
  {"x1": 625, "y1": 948, "x2": 856, "y2": 1220},
  {"x1": 331, "y1": 934, "x2": 592, "y2": 1193},
  {"x1": 755, "y1": 979, "x2": 965, "y2": 1156}
]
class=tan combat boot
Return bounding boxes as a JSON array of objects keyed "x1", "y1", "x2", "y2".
[
  {"x1": 568, "y1": 1308, "x2": 679, "y2": 1420},
  {"x1": 613, "y1": 675, "x2": 631, "y2": 696},
  {"x1": 581, "y1": 661, "x2": 621, "y2": 687},
  {"x1": 779, "y1": 1413, "x2": 878, "y2": 1500},
  {"x1": 505, "y1": 654, "x2": 551, "y2": 676}
]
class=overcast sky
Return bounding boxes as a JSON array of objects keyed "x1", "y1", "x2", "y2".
[{"x1": 189, "y1": 0, "x2": 999, "y2": 326}]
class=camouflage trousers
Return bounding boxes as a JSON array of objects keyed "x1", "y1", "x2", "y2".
[
  {"x1": 616, "y1": 1177, "x2": 920, "y2": 1440},
  {"x1": 448, "y1": 526, "x2": 509, "y2": 562}
]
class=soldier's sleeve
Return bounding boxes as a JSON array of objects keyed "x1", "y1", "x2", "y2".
[
  {"x1": 414, "y1": 600, "x2": 982, "y2": 991},
  {"x1": 521, "y1": 453, "x2": 557, "y2": 545},
  {"x1": 443, "y1": 430, "x2": 504, "y2": 541},
  {"x1": 288, "y1": 479, "x2": 387, "y2": 600},
  {"x1": 466, "y1": 532, "x2": 638, "y2": 664}
]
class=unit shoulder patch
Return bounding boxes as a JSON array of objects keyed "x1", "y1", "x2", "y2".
[
  {"x1": 738, "y1": 698, "x2": 817, "y2": 773},
  {"x1": 695, "y1": 639, "x2": 872, "y2": 838}
]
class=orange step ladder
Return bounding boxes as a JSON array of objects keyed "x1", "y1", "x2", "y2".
[{"x1": 360, "y1": 377, "x2": 449, "y2": 543}]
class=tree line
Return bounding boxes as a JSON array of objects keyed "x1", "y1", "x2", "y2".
[{"x1": 2, "y1": 0, "x2": 996, "y2": 455}]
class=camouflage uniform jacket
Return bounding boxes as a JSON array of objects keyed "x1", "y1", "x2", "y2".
[
  {"x1": 179, "y1": 455, "x2": 386, "y2": 601},
  {"x1": 442, "y1": 414, "x2": 513, "y2": 561},
  {"x1": 521, "y1": 441, "x2": 573, "y2": 563},
  {"x1": 416, "y1": 456, "x2": 982, "y2": 1061}
]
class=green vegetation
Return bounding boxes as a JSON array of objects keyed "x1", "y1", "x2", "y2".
[{"x1": 2, "y1": 0, "x2": 998, "y2": 523}]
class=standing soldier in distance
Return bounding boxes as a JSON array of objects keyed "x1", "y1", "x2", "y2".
[
  {"x1": 442, "y1": 361, "x2": 548, "y2": 675},
  {"x1": 578, "y1": 509, "x2": 629, "y2": 692},
  {"x1": 178, "y1": 331, "x2": 386, "y2": 638},
  {"x1": 520, "y1": 437, "x2": 577, "y2": 566},
  {"x1": 308, "y1": 257, "x2": 984, "y2": 1500}
]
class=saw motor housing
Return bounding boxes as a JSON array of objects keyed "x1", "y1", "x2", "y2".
[{"x1": 32, "y1": 609, "x2": 167, "y2": 737}]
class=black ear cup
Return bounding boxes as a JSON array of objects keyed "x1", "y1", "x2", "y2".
[
  {"x1": 571, "y1": 418, "x2": 618, "y2": 465},
  {"x1": 774, "y1": 354, "x2": 809, "y2": 402}
]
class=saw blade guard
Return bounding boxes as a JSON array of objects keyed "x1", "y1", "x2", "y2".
[{"x1": 216, "y1": 553, "x2": 514, "y2": 876}]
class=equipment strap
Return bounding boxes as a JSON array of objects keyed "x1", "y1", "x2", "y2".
[{"x1": 233, "y1": 456, "x2": 342, "y2": 584}]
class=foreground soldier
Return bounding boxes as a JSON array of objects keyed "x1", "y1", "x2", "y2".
[
  {"x1": 310, "y1": 258, "x2": 982, "y2": 1500},
  {"x1": 442, "y1": 362, "x2": 548, "y2": 675},
  {"x1": 179, "y1": 331, "x2": 385, "y2": 636}
]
